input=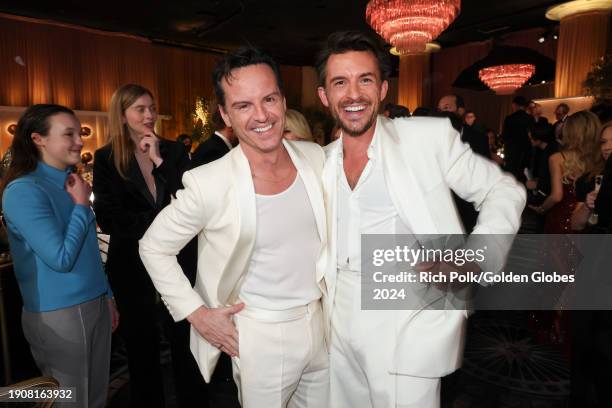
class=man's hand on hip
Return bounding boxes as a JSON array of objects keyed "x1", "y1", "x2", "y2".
[{"x1": 186, "y1": 303, "x2": 245, "y2": 357}]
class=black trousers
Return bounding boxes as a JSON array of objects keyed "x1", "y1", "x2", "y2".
[{"x1": 114, "y1": 275, "x2": 209, "y2": 407}]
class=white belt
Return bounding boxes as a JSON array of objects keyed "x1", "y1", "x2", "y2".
[
  {"x1": 238, "y1": 299, "x2": 320, "y2": 322},
  {"x1": 338, "y1": 267, "x2": 361, "y2": 274}
]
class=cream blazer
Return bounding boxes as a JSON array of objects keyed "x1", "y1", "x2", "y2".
[
  {"x1": 139, "y1": 139, "x2": 328, "y2": 382},
  {"x1": 322, "y1": 116, "x2": 526, "y2": 378}
]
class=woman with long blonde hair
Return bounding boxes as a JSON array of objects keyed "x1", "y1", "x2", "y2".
[
  {"x1": 530, "y1": 110, "x2": 603, "y2": 233},
  {"x1": 92, "y1": 84, "x2": 203, "y2": 407},
  {"x1": 527, "y1": 111, "x2": 602, "y2": 353},
  {"x1": 571, "y1": 120, "x2": 612, "y2": 231}
]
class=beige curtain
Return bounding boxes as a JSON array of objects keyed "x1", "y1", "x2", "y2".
[
  {"x1": 397, "y1": 54, "x2": 431, "y2": 111},
  {"x1": 554, "y1": 10, "x2": 611, "y2": 98},
  {"x1": 430, "y1": 41, "x2": 490, "y2": 105},
  {"x1": 0, "y1": 15, "x2": 302, "y2": 146}
]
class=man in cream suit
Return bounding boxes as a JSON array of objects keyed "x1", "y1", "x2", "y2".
[
  {"x1": 139, "y1": 47, "x2": 329, "y2": 407},
  {"x1": 315, "y1": 31, "x2": 526, "y2": 408}
]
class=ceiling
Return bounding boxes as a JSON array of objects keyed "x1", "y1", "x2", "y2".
[{"x1": 0, "y1": 0, "x2": 565, "y2": 66}]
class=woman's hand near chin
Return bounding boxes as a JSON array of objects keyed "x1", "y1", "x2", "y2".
[{"x1": 139, "y1": 133, "x2": 163, "y2": 167}]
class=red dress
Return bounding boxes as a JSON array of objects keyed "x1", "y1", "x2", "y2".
[
  {"x1": 543, "y1": 182, "x2": 577, "y2": 233},
  {"x1": 536, "y1": 181, "x2": 578, "y2": 359}
]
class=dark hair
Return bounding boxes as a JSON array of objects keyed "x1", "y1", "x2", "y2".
[
  {"x1": 529, "y1": 122, "x2": 555, "y2": 144},
  {"x1": 434, "y1": 111, "x2": 463, "y2": 132},
  {"x1": 512, "y1": 96, "x2": 528, "y2": 108},
  {"x1": 1, "y1": 104, "x2": 75, "y2": 195},
  {"x1": 464, "y1": 110, "x2": 475, "y2": 116},
  {"x1": 385, "y1": 103, "x2": 411, "y2": 119},
  {"x1": 211, "y1": 108, "x2": 227, "y2": 131},
  {"x1": 315, "y1": 31, "x2": 391, "y2": 86},
  {"x1": 412, "y1": 107, "x2": 431, "y2": 117},
  {"x1": 454, "y1": 95, "x2": 465, "y2": 109},
  {"x1": 212, "y1": 46, "x2": 284, "y2": 107},
  {"x1": 591, "y1": 103, "x2": 612, "y2": 123},
  {"x1": 557, "y1": 103, "x2": 570, "y2": 115}
]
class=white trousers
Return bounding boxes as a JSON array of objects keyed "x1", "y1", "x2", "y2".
[
  {"x1": 330, "y1": 271, "x2": 440, "y2": 408},
  {"x1": 232, "y1": 300, "x2": 329, "y2": 408}
]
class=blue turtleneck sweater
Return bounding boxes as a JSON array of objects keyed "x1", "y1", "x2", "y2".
[{"x1": 3, "y1": 162, "x2": 112, "y2": 312}]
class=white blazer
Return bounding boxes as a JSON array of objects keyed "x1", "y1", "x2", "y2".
[
  {"x1": 322, "y1": 116, "x2": 526, "y2": 378},
  {"x1": 139, "y1": 139, "x2": 328, "y2": 382}
]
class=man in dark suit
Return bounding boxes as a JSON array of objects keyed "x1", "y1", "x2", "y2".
[
  {"x1": 437, "y1": 94, "x2": 487, "y2": 233},
  {"x1": 438, "y1": 96, "x2": 489, "y2": 159},
  {"x1": 502, "y1": 95, "x2": 535, "y2": 183},
  {"x1": 462, "y1": 110, "x2": 490, "y2": 158},
  {"x1": 525, "y1": 122, "x2": 558, "y2": 232},
  {"x1": 553, "y1": 102, "x2": 570, "y2": 144},
  {"x1": 191, "y1": 108, "x2": 236, "y2": 167}
]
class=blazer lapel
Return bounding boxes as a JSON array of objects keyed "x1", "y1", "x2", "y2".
[
  {"x1": 154, "y1": 142, "x2": 169, "y2": 207},
  {"x1": 378, "y1": 117, "x2": 438, "y2": 234},
  {"x1": 127, "y1": 157, "x2": 156, "y2": 208},
  {"x1": 217, "y1": 146, "x2": 257, "y2": 305},
  {"x1": 322, "y1": 139, "x2": 341, "y2": 305},
  {"x1": 284, "y1": 140, "x2": 327, "y2": 289}
]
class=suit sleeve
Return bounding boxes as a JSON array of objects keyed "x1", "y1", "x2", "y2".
[
  {"x1": 139, "y1": 171, "x2": 208, "y2": 321},
  {"x1": 473, "y1": 130, "x2": 491, "y2": 159},
  {"x1": 440, "y1": 121, "x2": 526, "y2": 274},
  {"x1": 595, "y1": 158, "x2": 612, "y2": 227},
  {"x1": 92, "y1": 150, "x2": 157, "y2": 239},
  {"x1": 501, "y1": 116, "x2": 511, "y2": 145},
  {"x1": 3, "y1": 182, "x2": 95, "y2": 272},
  {"x1": 154, "y1": 142, "x2": 191, "y2": 193},
  {"x1": 191, "y1": 142, "x2": 227, "y2": 168}
]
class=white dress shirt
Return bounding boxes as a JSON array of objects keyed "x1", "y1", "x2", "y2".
[{"x1": 336, "y1": 132, "x2": 413, "y2": 272}]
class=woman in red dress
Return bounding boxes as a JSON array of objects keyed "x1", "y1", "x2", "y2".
[
  {"x1": 532, "y1": 111, "x2": 603, "y2": 232},
  {"x1": 528, "y1": 111, "x2": 603, "y2": 352}
]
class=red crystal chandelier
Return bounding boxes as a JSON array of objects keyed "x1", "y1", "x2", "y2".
[
  {"x1": 478, "y1": 64, "x2": 536, "y2": 95},
  {"x1": 366, "y1": 0, "x2": 461, "y2": 54}
]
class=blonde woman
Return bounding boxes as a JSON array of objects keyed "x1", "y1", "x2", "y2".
[
  {"x1": 527, "y1": 111, "x2": 602, "y2": 351},
  {"x1": 530, "y1": 111, "x2": 603, "y2": 233},
  {"x1": 92, "y1": 84, "x2": 203, "y2": 407},
  {"x1": 571, "y1": 120, "x2": 612, "y2": 231},
  {"x1": 284, "y1": 108, "x2": 313, "y2": 141}
]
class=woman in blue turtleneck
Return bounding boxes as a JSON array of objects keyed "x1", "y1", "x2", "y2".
[{"x1": 1, "y1": 104, "x2": 118, "y2": 408}]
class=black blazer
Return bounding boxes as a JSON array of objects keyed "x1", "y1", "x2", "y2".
[
  {"x1": 595, "y1": 156, "x2": 612, "y2": 230},
  {"x1": 93, "y1": 140, "x2": 195, "y2": 289},
  {"x1": 191, "y1": 133, "x2": 231, "y2": 168},
  {"x1": 502, "y1": 109, "x2": 534, "y2": 151},
  {"x1": 462, "y1": 125, "x2": 490, "y2": 159}
]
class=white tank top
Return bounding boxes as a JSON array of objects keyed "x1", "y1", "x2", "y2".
[{"x1": 239, "y1": 175, "x2": 322, "y2": 310}]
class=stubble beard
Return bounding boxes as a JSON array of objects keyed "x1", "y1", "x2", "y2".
[{"x1": 332, "y1": 108, "x2": 378, "y2": 138}]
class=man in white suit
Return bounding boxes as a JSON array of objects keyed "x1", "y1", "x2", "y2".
[
  {"x1": 315, "y1": 31, "x2": 526, "y2": 407},
  {"x1": 139, "y1": 47, "x2": 329, "y2": 407}
]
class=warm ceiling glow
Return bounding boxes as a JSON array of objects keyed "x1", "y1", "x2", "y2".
[
  {"x1": 390, "y1": 42, "x2": 441, "y2": 55},
  {"x1": 546, "y1": 0, "x2": 612, "y2": 21},
  {"x1": 366, "y1": 0, "x2": 460, "y2": 54},
  {"x1": 478, "y1": 64, "x2": 536, "y2": 95}
]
